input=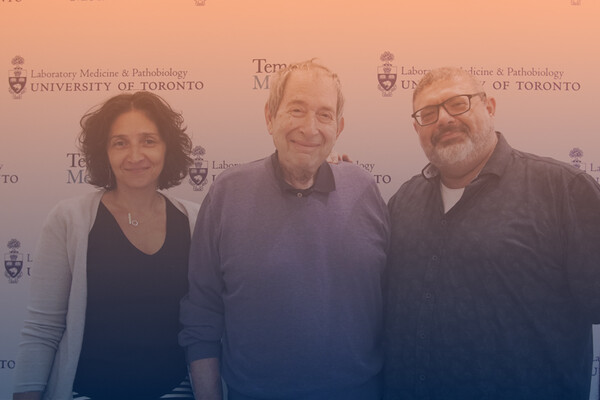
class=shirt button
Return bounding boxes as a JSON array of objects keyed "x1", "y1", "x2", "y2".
[
  {"x1": 297, "y1": 192, "x2": 303, "y2": 198},
  {"x1": 431, "y1": 255, "x2": 438, "y2": 262},
  {"x1": 418, "y1": 331, "x2": 426, "y2": 340},
  {"x1": 419, "y1": 374, "x2": 426, "y2": 381},
  {"x1": 424, "y1": 292, "x2": 433, "y2": 300},
  {"x1": 441, "y1": 219, "x2": 447, "y2": 226}
]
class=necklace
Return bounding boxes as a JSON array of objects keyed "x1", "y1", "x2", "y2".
[{"x1": 128, "y1": 213, "x2": 139, "y2": 227}]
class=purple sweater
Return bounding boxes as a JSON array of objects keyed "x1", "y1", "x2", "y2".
[{"x1": 179, "y1": 155, "x2": 390, "y2": 399}]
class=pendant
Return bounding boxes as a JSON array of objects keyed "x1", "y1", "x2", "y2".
[{"x1": 128, "y1": 213, "x2": 139, "y2": 227}]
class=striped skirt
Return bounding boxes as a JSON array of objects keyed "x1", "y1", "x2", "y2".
[{"x1": 72, "y1": 377, "x2": 194, "y2": 400}]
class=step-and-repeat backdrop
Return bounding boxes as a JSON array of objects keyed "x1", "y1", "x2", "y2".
[{"x1": 1, "y1": 0, "x2": 598, "y2": 398}]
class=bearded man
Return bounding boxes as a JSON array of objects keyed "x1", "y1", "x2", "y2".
[{"x1": 383, "y1": 67, "x2": 600, "y2": 400}]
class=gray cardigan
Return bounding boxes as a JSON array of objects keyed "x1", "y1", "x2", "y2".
[{"x1": 13, "y1": 190, "x2": 200, "y2": 400}]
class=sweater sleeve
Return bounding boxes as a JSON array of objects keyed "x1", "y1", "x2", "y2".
[
  {"x1": 13, "y1": 203, "x2": 73, "y2": 393},
  {"x1": 179, "y1": 188, "x2": 225, "y2": 363}
]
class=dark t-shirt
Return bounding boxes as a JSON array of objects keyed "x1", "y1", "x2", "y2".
[{"x1": 74, "y1": 198, "x2": 190, "y2": 399}]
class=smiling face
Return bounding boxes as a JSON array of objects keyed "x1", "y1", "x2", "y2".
[
  {"x1": 107, "y1": 110, "x2": 166, "y2": 192},
  {"x1": 265, "y1": 69, "x2": 344, "y2": 187},
  {"x1": 413, "y1": 75, "x2": 497, "y2": 177}
]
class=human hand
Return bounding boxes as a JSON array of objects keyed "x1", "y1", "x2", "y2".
[{"x1": 326, "y1": 151, "x2": 352, "y2": 164}]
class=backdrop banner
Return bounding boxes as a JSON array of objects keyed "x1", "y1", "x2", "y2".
[{"x1": 1, "y1": 1, "x2": 598, "y2": 399}]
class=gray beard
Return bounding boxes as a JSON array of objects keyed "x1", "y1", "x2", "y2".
[
  {"x1": 428, "y1": 130, "x2": 495, "y2": 171},
  {"x1": 429, "y1": 138, "x2": 476, "y2": 168}
]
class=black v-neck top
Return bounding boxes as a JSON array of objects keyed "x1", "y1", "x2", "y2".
[{"x1": 74, "y1": 198, "x2": 190, "y2": 399}]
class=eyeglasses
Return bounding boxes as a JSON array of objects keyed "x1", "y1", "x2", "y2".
[{"x1": 411, "y1": 92, "x2": 486, "y2": 126}]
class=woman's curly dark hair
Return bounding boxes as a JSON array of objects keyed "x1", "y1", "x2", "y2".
[{"x1": 78, "y1": 91, "x2": 193, "y2": 190}]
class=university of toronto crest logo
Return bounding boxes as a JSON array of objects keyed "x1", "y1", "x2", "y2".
[
  {"x1": 189, "y1": 145, "x2": 209, "y2": 191},
  {"x1": 569, "y1": 147, "x2": 584, "y2": 170},
  {"x1": 5, "y1": 238, "x2": 24, "y2": 283},
  {"x1": 569, "y1": 147, "x2": 600, "y2": 184},
  {"x1": 377, "y1": 51, "x2": 397, "y2": 97},
  {"x1": 9, "y1": 55, "x2": 27, "y2": 100}
]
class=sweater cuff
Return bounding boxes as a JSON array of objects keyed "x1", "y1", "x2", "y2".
[{"x1": 185, "y1": 340, "x2": 222, "y2": 364}]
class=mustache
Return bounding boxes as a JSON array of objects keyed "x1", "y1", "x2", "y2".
[{"x1": 431, "y1": 124, "x2": 469, "y2": 146}]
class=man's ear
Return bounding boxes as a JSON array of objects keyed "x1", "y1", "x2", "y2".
[
  {"x1": 265, "y1": 103, "x2": 274, "y2": 135},
  {"x1": 336, "y1": 117, "x2": 345, "y2": 139},
  {"x1": 486, "y1": 96, "x2": 496, "y2": 117}
]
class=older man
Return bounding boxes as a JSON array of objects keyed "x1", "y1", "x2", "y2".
[
  {"x1": 180, "y1": 60, "x2": 389, "y2": 400},
  {"x1": 384, "y1": 67, "x2": 600, "y2": 400}
]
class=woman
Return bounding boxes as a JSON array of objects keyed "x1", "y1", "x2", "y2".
[{"x1": 13, "y1": 91, "x2": 200, "y2": 400}]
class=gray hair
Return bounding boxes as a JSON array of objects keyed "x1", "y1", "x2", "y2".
[{"x1": 266, "y1": 59, "x2": 345, "y2": 124}]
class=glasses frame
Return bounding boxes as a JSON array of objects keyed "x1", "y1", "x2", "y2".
[{"x1": 411, "y1": 92, "x2": 486, "y2": 126}]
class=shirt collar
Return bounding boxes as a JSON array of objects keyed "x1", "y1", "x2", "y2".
[
  {"x1": 421, "y1": 132, "x2": 511, "y2": 183},
  {"x1": 270, "y1": 152, "x2": 336, "y2": 196}
]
